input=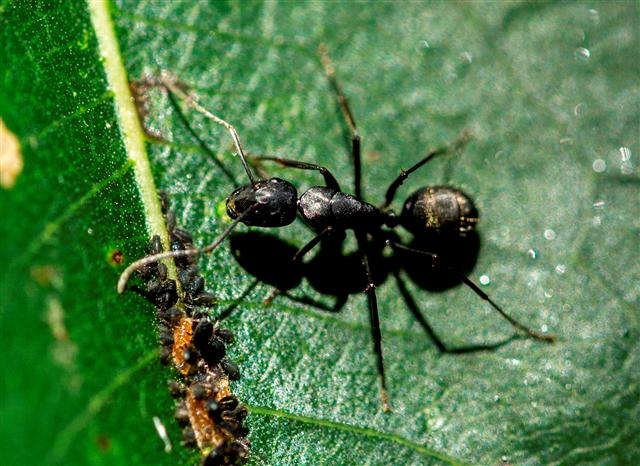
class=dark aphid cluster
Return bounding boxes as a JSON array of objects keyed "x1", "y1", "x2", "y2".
[
  {"x1": 120, "y1": 52, "x2": 554, "y2": 413},
  {"x1": 132, "y1": 194, "x2": 249, "y2": 466}
]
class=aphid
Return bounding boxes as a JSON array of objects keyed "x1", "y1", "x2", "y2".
[
  {"x1": 167, "y1": 379, "x2": 186, "y2": 398},
  {"x1": 119, "y1": 49, "x2": 554, "y2": 412},
  {"x1": 125, "y1": 193, "x2": 250, "y2": 464},
  {"x1": 220, "y1": 358, "x2": 241, "y2": 381}
]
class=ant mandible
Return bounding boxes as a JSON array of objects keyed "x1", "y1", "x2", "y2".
[{"x1": 118, "y1": 46, "x2": 555, "y2": 412}]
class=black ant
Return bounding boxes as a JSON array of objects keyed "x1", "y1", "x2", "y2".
[{"x1": 118, "y1": 48, "x2": 555, "y2": 412}]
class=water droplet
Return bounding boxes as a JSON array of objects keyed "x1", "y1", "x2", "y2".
[
  {"x1": 501, "y1": 456, "x2": 509, "y2": 463},
  {"x1": 544, "y1": 289, "x2": 554, "y2": 298},
  {"x1": 621, "y1": 162, "x2": 634, "y2": 175},
  {"x1": 593, "y1": 200, "x2": 605, "y2": 208},
  {"x1": 575, "y1": 47, "x2": 591, "y2": 61},
  {"x1": 105, "y1": 122, "x2": 112, "y2": 129},
  {"x1": 619, "y1": 146, "x2": 631, "y2": 161},
  {"x1": 592, "y1": 158, "x2": 606, "y2": 172},
  {"x1": 592, "y1": 215, "x2": 602, "y2": 226},
  {"x1": 419, "y1": 39, "x2": 430, "y2": 49},
  {"x1": 565, "y1": 383, "x2": 572, "y2": 390},
  {"x1": 574, "y1": 103, "x2": 584, "y2": 116},
  {"x1": 494, "y1": 395, "x2": 501, "y2": 403},
  {"x1": 544, "y1": 229, "x2": 556, "y2": 241},
  {"x1": 527, "y1": 248, "x2": 537, "y2": 259},
  {"x1": 87, "y1": 228, "x2": 94, "y2": 235},
  {"x1": 460, "y1": 51, "x2": 473, "y2": 64},
  {"x1": 588, "y1": 9, "x2": 600, "y2": 25},
  {"x1": 555, "y1": 264, "x2": 566, "y2": 274},
  {"x1": 541, "y1": 324, "x2": 549, "y2": 332},
  {"x1": 428, "y1": 416, "x2": 445, "y2": 430},
  {"x1": 479, "y1": 275, "x2": 491, "y2": 286}
]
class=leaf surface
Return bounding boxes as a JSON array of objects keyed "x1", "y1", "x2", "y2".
[{"x1": 1, "y1": 1, "x2": 638, "y2": 465}]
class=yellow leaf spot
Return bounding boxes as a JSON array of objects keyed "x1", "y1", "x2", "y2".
[{"x1": 0, "y1": 118, "x2": 23, "y2": 189}]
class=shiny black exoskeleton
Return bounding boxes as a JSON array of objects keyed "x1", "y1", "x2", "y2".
[
  {"x1": 227, "y1": 182, "x2": 392, "y2": 233},
  {"x1": 226, "y1": 173, "x2": 479, "y2": 242},
  {"x1": 226, "y1": 178, "x2": 298, "y2": 227}
]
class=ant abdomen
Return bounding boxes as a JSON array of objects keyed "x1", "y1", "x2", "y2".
[
  {"x1": 400, "y1": 186, "x2": 479, "y2": 237},
  {"x1": 226, "y1": 178, "x2": 298, "y2": 227}
]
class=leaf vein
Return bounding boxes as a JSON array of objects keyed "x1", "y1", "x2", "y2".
[{"x1": 247, "y1": 404, "x2": 469, "y2": 465}]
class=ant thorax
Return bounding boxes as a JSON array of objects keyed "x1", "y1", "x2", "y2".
[{"x1": 298, "y1": 187, "x2": 383, "y2": 232}]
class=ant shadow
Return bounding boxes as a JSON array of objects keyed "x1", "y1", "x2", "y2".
[{"x1": 226, "y1": 230, "x2": 520, "y2": 354}]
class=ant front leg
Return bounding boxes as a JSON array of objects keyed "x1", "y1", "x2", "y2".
[
  {"x1": 292, "y1": 226, "x2": 334, "y2": 263},
  {"x1": 319, "y1": 44, "x2": 362, "y2": 198},
  {"x1": 356, "y1": 230, "x2": 391, "y2": 412},
  {"x1": 251, "y1": 156, "x2": 341, "y2": 191}
]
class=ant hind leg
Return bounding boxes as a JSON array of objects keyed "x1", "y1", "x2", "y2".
[
  {"x1": 388, "y1": 241, "x2": 555, "y2": 343},
  {"x1": 394, "y1": 270, "x2": 520, "y2": 353}
]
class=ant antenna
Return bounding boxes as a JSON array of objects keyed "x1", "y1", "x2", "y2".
[
  {"x1": 386, "y1": 240, "x2": 555, "y2": 342},
  {"x1": 158, "y1": 71, "x2": 257, "y2": 186},
  {"x1": 117, "y1": 206, "x2": 256, "y2": 294}
]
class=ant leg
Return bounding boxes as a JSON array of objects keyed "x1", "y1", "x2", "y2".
[
  {"x1": 292, "y1": 227, "x2": 334, "y2": 263},
  {"x1": 155, "y1": 71, "x2": 257, "y2": 186},
  {"x1": 393, "y1": 270, "x2": 519, "y2": 353},
  {"x1": 117, "y1": 205, "x2": 257, "y2": 294},
  {"x1": 319, "y1": 44, "x2": 362, "y2": 198},
  {"x1": 356, "y1": 231, "x2": 391, "y2": 412},
  {"x1": 253, "y1": 156, "x2": 341, "y2": 191},
  {"x1": 382, "y1": 129, "x2": 472, "y2": 209},
  {"x1": 387, "y1": 241, "x2": 555, "y2": 342}
]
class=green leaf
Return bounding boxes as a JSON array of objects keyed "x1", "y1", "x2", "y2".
[{"x1": 1, "y1": 1, "x2": 638, "y2": 466}]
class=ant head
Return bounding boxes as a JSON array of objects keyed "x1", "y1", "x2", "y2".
[
  {"x1": 226, "y1": 178, "x2": 298, "y2": 227},
  {"x1": 400, "y1": 186, "x2": 479, "y2": 237}
]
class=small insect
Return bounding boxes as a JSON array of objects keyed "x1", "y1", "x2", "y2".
[
  {"x1": 131, "y1": 193, "x2": 250, "y2": 465},
  {"x1": 119, "y1": 47, "x2": 554, "y2": 411}
]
